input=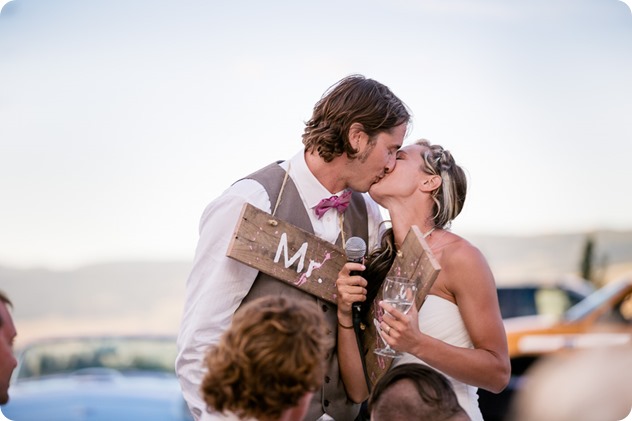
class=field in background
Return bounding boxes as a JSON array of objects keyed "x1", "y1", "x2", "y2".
[{"x1": 2, "y1": 229, "x2": 631, "y2": 348}]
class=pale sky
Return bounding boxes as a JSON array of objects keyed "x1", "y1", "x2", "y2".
[{"x1": 1, "y1": 0, "x2": 631, "y2": 270}]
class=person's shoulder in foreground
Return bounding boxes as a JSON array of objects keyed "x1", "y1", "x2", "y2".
[
  {"x1": 200, "y1": 296, "x2": 332, "y2": 421},
  {"x1": 369, "y1": 363, "x2": 471, "y2": 421}
]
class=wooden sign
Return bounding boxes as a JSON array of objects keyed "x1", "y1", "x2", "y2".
[
  {"x1": 227, "y1": 203, "x2": 441, "y2": 387},
  {"x1": 363, "y1": 225, "x2": 441, "y2": 387},
  {"x1": 226, "y1": 203, "x2": 345, "y2": 304}
]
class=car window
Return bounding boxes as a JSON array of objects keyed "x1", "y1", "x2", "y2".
[
  {"x1": 598, "y1": 292, "x2": 632, "y2": 324},
  {"x1": 17, "y1": 337, "x2": 177, "y2": 380},
  {"x1": 534, "y1": 288, "x2": 571, "y2": 317},
  {"x1": 497, "y1": 288, "x2": 537, "y2": 319},
  {"x1": 497, "y1": 286, "x2": 587, "y2": 319},
  {"x1": 566, "y1": 282, "x2": 630, "y2": 322},
  {"x1": 620, "y1": 293, "x2": 632, "y2": 322}
]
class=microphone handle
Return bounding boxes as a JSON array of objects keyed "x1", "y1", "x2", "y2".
[
  {"x1": 346, "y1": 253, "x2": 364, "y2": 322},
  {"x1": 350, "y1": 269, "x2": 363, "y2": 319}
]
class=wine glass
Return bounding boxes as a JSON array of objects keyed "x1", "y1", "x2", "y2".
[{"x1": 374, "y1": 277, "x2": 418, "y2": 358}]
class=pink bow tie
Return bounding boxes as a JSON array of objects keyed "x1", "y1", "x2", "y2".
[{"x1": 314, "y1": 190, "x2": 352, "y2": 219}]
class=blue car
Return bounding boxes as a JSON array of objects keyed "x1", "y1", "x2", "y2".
[{"x1": 1, "y1": 335, "x2": 193, "y2": 421}]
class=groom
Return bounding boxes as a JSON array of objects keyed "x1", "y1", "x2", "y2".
[{"x1": 176, "y1": 74, "x2": 410, "y2": 421}]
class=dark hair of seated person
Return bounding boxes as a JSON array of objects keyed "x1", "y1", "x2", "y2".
[{"x1": 369, "y1": 363, "x2": 471, "y2": 421}]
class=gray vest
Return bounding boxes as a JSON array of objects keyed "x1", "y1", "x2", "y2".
[{"x1": 239, "y1": 161, "x2": 368, "y2": 421}]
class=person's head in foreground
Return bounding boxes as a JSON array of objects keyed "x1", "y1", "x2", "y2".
[
  {"x1": 0, "y1": 290, "x2": 18, "y2": 405},
  {"x1": 369, "y1": 363, "x2": 471, "y2": 421},
  {"x1": 201, "y1": 296, "x2": 331, "y2": 421},
  {"x1": 508, "y1": 345, "x2": 632, "y2": 421}
]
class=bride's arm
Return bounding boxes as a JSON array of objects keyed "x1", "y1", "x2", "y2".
[
  {"x1": 336, "y1": 262, "x2": 370, "y2": 402},
  {"x1": 380, "y1": 242, "x2": 510, "y2": 393}
]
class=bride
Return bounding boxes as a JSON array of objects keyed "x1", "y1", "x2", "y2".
[{"x1": 335, "y1": 139, "x2": 510, "y2": 421}]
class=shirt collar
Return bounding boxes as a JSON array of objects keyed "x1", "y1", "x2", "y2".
[{"x1": 288, "y1": 151, "x2": 348, "y2": 210}]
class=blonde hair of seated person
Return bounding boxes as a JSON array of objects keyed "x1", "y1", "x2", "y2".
[{"x1": 201, "y1": 296, "x2": 332, "y2": 421}]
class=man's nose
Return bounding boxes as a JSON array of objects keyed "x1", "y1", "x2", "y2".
[{"x1": 385, "y1": 155, "x2": 397, "y2": 174}]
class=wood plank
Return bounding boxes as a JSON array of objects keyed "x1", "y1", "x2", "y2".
[
  {"x1": 362, "y1": 226, "x2": 441, "y2": 387},
  {"x1": 226, "y1": 203, "x2": 346, "y2": 304},
  {"x1": 227, "y1": 203, "x2": 441, "y2": 388}
]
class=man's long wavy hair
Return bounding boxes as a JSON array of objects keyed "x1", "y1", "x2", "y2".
[
  {"x1": 302, "y1": 74, "x2": 411, "y2": 162},
  {"x1": 201, "y1": 296, "x2": 331, "y2": 420}
]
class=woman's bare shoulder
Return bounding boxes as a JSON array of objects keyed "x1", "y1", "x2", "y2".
[{"x1": 439, "y1": 233, "x2": 491, "y2": 277}]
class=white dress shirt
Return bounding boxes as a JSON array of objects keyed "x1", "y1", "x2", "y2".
[{"x1": 176, "y1": 151, "x2": 382, "y2": 420}]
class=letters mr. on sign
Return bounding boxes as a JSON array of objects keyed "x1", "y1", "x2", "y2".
[{"x1": 227, "y1": 203, "x2": 440, "y2": 386}]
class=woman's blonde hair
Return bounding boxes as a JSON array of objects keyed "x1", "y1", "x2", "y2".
[{"x1": 416, "y1": 139, "x2": 467, "y2": 229}]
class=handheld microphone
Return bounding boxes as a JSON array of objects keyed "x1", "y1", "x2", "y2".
[{"x1": 344, "y1": 236, "x2": 367, "y2": 319}]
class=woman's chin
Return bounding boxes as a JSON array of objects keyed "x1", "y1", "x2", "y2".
[{"x1": 368, "y1": 184, "x2": 384, "y2": 203}]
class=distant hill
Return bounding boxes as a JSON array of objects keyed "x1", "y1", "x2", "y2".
[
  {"x1": 0, "y1": 261, "x2": 192, "y2": 346},
  {"x1": 469, "y1": 229, "x2": 632, "y2": 284},
  {"x1": 1, "y1": 230, "x2": 631, "y2": 347}
]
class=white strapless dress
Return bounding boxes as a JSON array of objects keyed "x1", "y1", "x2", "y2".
[{"x1": 394, "y1": 295, "x2": 484, "y2": 421}]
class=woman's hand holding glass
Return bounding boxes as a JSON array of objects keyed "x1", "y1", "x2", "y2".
[{"x1": 374, "y1": 277, "x2": 418, "y2": 358}]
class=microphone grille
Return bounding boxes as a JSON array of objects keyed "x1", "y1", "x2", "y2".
[{"x1": 345, "y1": 236, "x2": 367, "y2": 260}]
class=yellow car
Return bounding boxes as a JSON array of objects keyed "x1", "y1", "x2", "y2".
[
  {"x1": 479, "y1": 277, "x2": 632, "y2": 421},
  {"x1": 505, "y1": 277, "x2": 632, "y2": 359}
]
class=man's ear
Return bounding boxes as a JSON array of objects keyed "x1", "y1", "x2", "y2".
[
  {"x1": 348, "y1": 123, "x2": 368, "y2": 151},
  {"x1": 420, "y1": 175, "x2": 442, "y2": 192}
]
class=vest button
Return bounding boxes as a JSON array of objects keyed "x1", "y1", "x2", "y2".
[
  {"x1": 325, "y1": 376, "x2": 331, "y2": 383},
  {"x1": 324, "y1": 400, "x2": 330, "y2": 407},
  {"x1": 321, "y1": 304, "x2": 328, "y2": 312}
]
